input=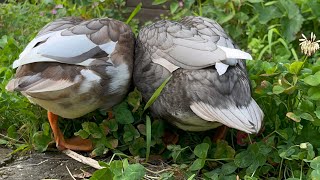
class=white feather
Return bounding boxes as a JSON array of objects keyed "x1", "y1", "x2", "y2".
[
  {"x1": 13, "y1": 32, "x2": 99, "y2": 69},
  {"x1": 13, "y1": 54, "x2": 96, "y2": 69},
  {"x1": 78, "y1": 69, "x2": 101, "y2": 93},
  {"x1": 106, "y1": 63, "x2": 130, "y2": 93},
  {"x1": 152, "y1": 58, "x2": 179, "y2": 72},
  {"x1": 80, "y1": 69, "x2": 101, "y2": 81},
  {"x1": 190, "y1": 99, "x2": 263, "y2": 133},
  {"x1": 217, "y1": 45, "x2": 252, "y2": 60},
  {"x1": 215, "y1": 62, "x2": 229, "y2": 75},
  {"x1": 99, "y1": 41, "x2": 117, "y2": 54},
  {"x1": 37, "y1": 34, "x2": 96, "y2": 57},
  {"x1": 167, "y1": 45, "x2": 226, "y2": 67},
  {"x1": 18, "y1": 31, "x2": 61, "y2": 60}
]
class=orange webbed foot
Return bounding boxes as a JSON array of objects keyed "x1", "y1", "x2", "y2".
[{"x1": 47, "y1": 111, "x2": 93, "y2": 152}]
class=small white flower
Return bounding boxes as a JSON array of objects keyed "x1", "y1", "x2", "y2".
[{"x1": 299, "y1": 32, "x2": 320, "y2": 56}]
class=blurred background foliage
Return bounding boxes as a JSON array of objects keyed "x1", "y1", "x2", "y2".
[{"x1": 1, "y1": 0, "x2": 320, "y2": 179}]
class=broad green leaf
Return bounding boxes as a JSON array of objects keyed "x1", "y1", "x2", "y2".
[
  {"x1": 234, "y1": 151, "x2": 254, "y2": 168},
  {"x1": 123, "y1": 159, "x2": 129, "y2": 170},
  {"x1": 256, "y1": 5, "x2": 282, "y2": 24},
  {"x1": 309, "y1": 0, "x2": 320, "y2": 17},
  {"x1": 98, "y1": 161, "x2": 109, "y2": 167},
  {"x1": 129, "y1": 137, "x2": 145, "y2": 156},
  {"x1": 300, "y1": 113, "x2": 314, "y2": 121},
  {"x1": 137, "y1": 124, "x2": 146, "y2": 136},
  {"x1": 194, "y1": 143, "x2": 210, "y2": 159},
  {"x1": 297, "y1": 124, "x2": 320, "y2": 148},
  {"x1": 151, "y1": 120, "x2": 164, "y2": 138},
  {"x1": 220, "y1": 162, "x2": 237, "y2": 175},
  {"x1": 311, "y1": 169, "x2": 320, "y2": 180},
  {"x1": 90, "y1": 168, "x2": 113, "y2": 180},
  {"x1": 304, "y1": 75, "x2": 320, "y2": 86},
  {"x1": 286, "y1": 112, "x2": 301, "y2": 122},
  {"x1": 273, "y1": 85, "x2": 285, "y2": 94},
  {"x1": 307, "y1": 143, "x2": 315, "y2": 160},
  {"x1": 91, "y1": 145, "x2": 107, "y2": 157},
  {"x1": 42, "y1": 122, "x2": 50, "y2": 136},
  {"x1": 74, "y1": 129, "x2": 90, "y2": 139},
  {"x1": 289, "y1": 61, "x2": 304, "y2": 74},
  {"x1": 279, "y1": 147, "x2": 296, "y2": 159},
  {"x1": 113, "y1": 102, "x2": 134, "y2": 124},
  {"x1": 246, "y1": 154, "x2": 266, "y2": 174},
  {"x1": 170, "y1": 1, "x2": 179, "y2": 14},
  {"x1": 189, "y1": 158, "x2": 206, "y2": 171},
  {"x1": 123, "y1": 124, "x2": 140, "y2": 143},
  {"x1": 105, "y1": 119, "x2": 118, "y2": 132},
  {"x1": 214, "y1": 140, "x2": 235, "y2": 159},
  {"x1": 0, "y1": 139, "x2": 8, "y2": 145},
  {"x1": 300, "y1": 99, "x2": 314, "y2": 113},
  {"x1": 82, "y1": 122, "x2": 103, "y2": 138},
  {"x1": 311, "y1": 156, "x2": 320, "y2": 170},
  {"x1": 308, "y1": 87, "x2": 320, "y2": 100},
  {"x1": 110, "y1": 160, "x2": 123, "y2": 177},
  {"x1": 122, "y1": 164, "x2": 146, "y2": 180},
  {"x1": 315, "y1": 107, "x2": 320, "y2": 119},
  {"x1": 278, "y1": 0, "x2": 300, "y2": 19},
  {"x1": 281, "y1": 15, "x2": 303, "y2": 42},
  {"x1": 7, "y1": 125, "x2": 18, "y2": 139},
  {"x1": 127, "y1": 88, "x2": 142, "y2": 112},
  {"x1": 32, "y1": 131, "x2": 51, "y2": 152}
]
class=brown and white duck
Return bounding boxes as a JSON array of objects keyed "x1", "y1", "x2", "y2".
[
  {"x1": 134, "y1": 16, "x2": 263, "y2": 135},
  {"x1": 6, "y1": 17, "x2": 134, "y2": 151}
]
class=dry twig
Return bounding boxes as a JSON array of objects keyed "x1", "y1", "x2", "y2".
[
  {"x1": 65, "y1": 165, "x2": 76, "y2": 180},
  {"x1": 62, "y1": 149, "x2": 103, "y2": 170}
]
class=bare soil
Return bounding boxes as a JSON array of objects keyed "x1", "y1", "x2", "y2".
[{"x1": 0, "y1": 147, "x2": 95, "y2": 180}]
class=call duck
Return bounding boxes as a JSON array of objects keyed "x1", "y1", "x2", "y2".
[
  {"x1": 134, "y1": 16, "x2": 264, "y2": 136},
  {"x1": 6, "y1": 17, "x2": 135, "y2": 151}
]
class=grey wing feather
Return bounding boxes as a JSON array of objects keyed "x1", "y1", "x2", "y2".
[
  {"x1": 37, "y1": 17, "x2": 84, "y2": 37},
  {"x1": 13, "y1": 18, "x2": 129, "y2": 68},
  {"x1": 138, "y1": 20, "x2": 224, "y2": 69},
  {"x1": 137, "y1": 17, "x2": 250, "y2": 70}
]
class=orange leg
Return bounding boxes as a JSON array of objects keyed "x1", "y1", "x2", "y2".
[
  {"x1": 47, "y1": 111, "x2": 93, "y2": 151},
  {"x1": 212, "y1": 125, "x2": 229, "y2": 142}
]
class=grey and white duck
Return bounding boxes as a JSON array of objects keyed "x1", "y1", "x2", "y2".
[
  {"x1": 134, "y1": 16, "x2": 264, "y2": 134},
  {"x1": 6, "y1": 17, "x2": 135, "y2": 151}
]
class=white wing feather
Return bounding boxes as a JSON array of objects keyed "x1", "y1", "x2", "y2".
[
  {"x1": 217, "y1": 45, "x2": 252, "y2": 60},
  {"x1": 13, "y1": 30, "x2": 117, "y2": 69},
  {"x1": 190, "y1": 99, "x2": 263, "y2": 133},
  {"x1": 37, "y1": 34, "x2": 97, "y2": 57}
]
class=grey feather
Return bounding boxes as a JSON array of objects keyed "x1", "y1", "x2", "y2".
[{"x1": 134, "y1": 16, "x2": 263, "y2": 132}]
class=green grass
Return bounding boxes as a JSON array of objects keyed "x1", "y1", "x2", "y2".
[{"x1": 1, "y1": 0, "x2": 320, "y2": 179}]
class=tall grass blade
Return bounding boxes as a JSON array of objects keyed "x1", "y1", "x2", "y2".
[{"x1": 126, "y1": 2, "x2": 142, "y2": 24}]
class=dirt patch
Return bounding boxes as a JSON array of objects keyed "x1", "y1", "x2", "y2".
[{"x1": 0, "y1": 147, "x2": 95, "y2": 180}]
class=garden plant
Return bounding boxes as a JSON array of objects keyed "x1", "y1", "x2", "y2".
[{"x1": 1, "y1": 0, "x2": 320, "y2": 179}]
